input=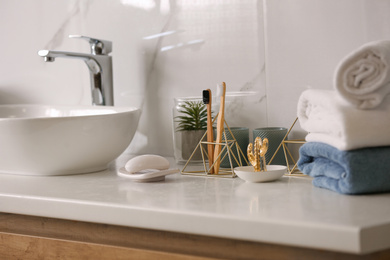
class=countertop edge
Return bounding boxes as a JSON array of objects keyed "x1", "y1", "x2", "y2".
[{"x1": 0, "y1": 194, "x2": 367, "y2": 254}]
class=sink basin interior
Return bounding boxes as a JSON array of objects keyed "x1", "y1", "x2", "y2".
[{"x1": 0, "y1": 104, "x2": 132, "y2": 119}]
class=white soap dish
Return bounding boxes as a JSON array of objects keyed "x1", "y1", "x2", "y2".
[
  {"x1": 118, "y1": 154, "x2": 179, "y2": 182},
  {"x1": 234, "y1": 165, "x2": 287, "y2": 183},
  {"x1": 118, "y1": 168, "x2": 179, "y2": 182}
]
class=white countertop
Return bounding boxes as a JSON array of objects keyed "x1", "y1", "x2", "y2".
[{"x1": 1, "y1": 153, "x2": 390, "y2": 255}]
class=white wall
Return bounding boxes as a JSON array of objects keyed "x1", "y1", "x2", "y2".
[
  {"x1": 264, "y1": 0, "x2": 390, "y2": 137},
  {"x1": 0, "y1": 0, "x2": 389, "y2": 156}
]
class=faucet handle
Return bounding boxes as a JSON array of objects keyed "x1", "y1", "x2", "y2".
[{"x1": 69, "y1": 35, "x2": 112, "y2": 55}]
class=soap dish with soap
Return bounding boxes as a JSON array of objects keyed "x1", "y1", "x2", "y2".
[{"x1": 118, "y1": 154, "x2": 179, "y2": 182}]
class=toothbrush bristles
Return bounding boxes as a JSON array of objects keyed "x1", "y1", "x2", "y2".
[
  {"x1": 202, "y1": 90, "x2": 210, "y2": 104},
  {"x1": 216, "y1": 83, "x2": 223, "y2": 98}
]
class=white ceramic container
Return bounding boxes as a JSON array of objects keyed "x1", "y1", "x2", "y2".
[
  {"x1": 0, "y1": 104, "x2": 140, "y2": 175},
  {"x1": 234, "y1": 165, "x2": 287, "y2": 183}
]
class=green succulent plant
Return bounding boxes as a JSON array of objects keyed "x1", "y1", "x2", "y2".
[{"x1": 175, "y1": 101, "x2": 208, "y2": 131}]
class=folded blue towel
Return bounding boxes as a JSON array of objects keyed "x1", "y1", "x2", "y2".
[{"x1": 298, "y1": 142, "x2": 390, "y2": 194}]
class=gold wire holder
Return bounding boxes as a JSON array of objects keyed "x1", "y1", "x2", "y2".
[
  {"x1": 269, "y1": 117, "x2": 306, "y2": 175},
  {"x1": 181, "y1": 116, "x2": 248, "y2": 178}
]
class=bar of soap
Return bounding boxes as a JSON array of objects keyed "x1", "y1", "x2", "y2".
[{"x1": 125, "y1": 154, "x2": 170, "y2": 174}]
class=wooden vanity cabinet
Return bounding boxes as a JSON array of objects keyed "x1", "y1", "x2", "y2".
[{"x1": 1, "y1": 213, "x2": 389, "y2": 260}]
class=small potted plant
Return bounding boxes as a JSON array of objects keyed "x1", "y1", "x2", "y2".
[{"x1": 173, "y1": 99, "x2": 208, "y2": 162}]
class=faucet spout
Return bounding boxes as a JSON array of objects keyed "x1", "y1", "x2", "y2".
[
  {"x1": 38, "y1": 49, "x2": 93, "y2": 61},
  {"x1": 38, "y1": 36, "x2": 114, "y2": 106}
]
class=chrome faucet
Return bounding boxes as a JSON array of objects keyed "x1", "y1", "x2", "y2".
[{"x1": 38, "y1": 35, "x2": 114, "y2": 106}]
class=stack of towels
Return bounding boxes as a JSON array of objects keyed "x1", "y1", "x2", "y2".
[{"x1": 297, "y1": 40, "x2": 390, "y2": 195}]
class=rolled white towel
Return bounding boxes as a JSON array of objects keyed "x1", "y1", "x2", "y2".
[
  {"x1": 334, "y1": 40, "x2": 390, "y2": 109},
  {"x1": 297, "y1": 89, "x2": 390, "y2": 150}
]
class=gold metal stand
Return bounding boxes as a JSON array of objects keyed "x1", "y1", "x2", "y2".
[
  {"x1": 269, "y1": 117, "x2": 306, "y2": 175},
  {"x1": 181, "y1": 117, "x2": 248, "y2": 178}
]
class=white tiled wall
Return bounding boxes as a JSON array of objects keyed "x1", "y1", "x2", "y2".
[
  {"x1": 1, "y1": 0, "x2": 389, "y2": 156},
  {"x1": 264, "y1": 0, "x2": 390, "y2": 137}
]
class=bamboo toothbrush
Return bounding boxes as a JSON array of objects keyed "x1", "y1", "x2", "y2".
[
  {"x1": 213, "y1": 82, "x2": 226, "y2": 174},
  {"x1": 202, "y1": 89, "x2": 214, "y2": 174}
]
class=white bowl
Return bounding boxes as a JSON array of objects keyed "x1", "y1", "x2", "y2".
[
  {"x1": 0, "y1": 104, "x2": 140, "y2": 176},
  {"x1": 234, "y1": 165, "x2": 287, "y2": 183}
]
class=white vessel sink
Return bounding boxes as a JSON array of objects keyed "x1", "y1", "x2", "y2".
[{"x1": 0, "y1": 104, "x2": 140, "y2": 176}]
